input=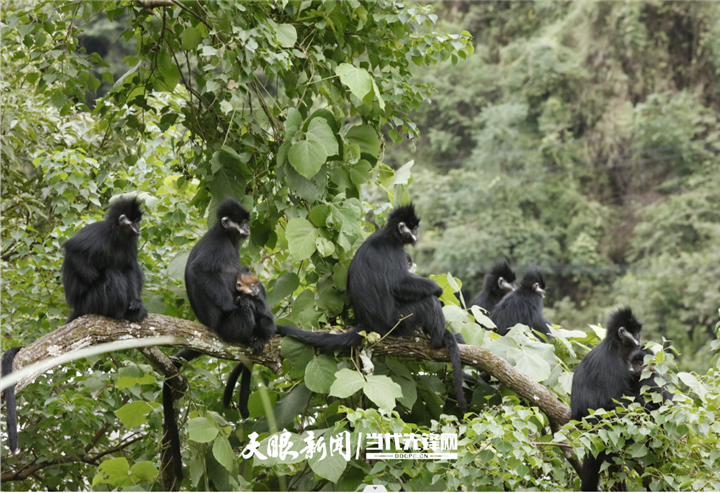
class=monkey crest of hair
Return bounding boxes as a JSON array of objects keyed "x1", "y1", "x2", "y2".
[
  {"x1": 606, "y1": 307, "x2": 642, "y2": 339},
  {"x1": 470, "y1": 258, "x2": 517, "y2": 311},
  {"x1": 106, "y1": 197, "x2": 143, "y2": 227},
  {"x1": 386, "y1": 203, "x2": 420, "y2": 245},
  {"x1": 217, "y1": 197, "x2": 250, "y2": 222},
  {"x1": 490, "y1": 266, "x2": 551, "y2": 338}
]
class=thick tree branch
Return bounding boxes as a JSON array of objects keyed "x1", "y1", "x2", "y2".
[{"x1": 9, "y1": 314, "x2": 571, "y2": 427}]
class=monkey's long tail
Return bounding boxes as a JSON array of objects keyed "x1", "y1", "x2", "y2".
[
  {"x1": 443, "y1": 331, "x2": 467, "y2": 413},
  {"x1": 162, "y1": 359, "x2": 184, "y2": 483},
  {"x1": 276, "y1": 325, "x2": 364, "y2": 350},
  {"x1": 2, "y1": 347, "x2": 23, "y2": 453},
  {"x1": 223, "y1": 362, "x2": 244, "y2": 409},
  {"x1": 223, "y1": 362, "x2": 253, "y2": 420}
]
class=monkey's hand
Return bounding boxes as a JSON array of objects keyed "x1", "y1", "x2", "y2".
[
  {"x1": 250, "y1": 338, "x2": 266, "y2": 354},
  {"x1": 128, "y1": 299, "x2": 143, "y2": 311}
]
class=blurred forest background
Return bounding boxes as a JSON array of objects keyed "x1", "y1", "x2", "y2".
[
  {"x1": 387, "y1": 1, "x2": 720, "y2": 372},
  {"x1": 69, "y1": 1, "x2": 720, "y2": 372}
]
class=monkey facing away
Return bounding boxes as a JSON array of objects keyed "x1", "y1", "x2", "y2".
[
  {"x1": 470, "y1": 258, "x2": 517, "y2": 312},
  {"x1": 490, "y1": 266, "x2": 551, "y2": 339},
  {"x1": 278, "y1": 204, "x2": 467, "y2": 412},
  {"x1": 3, "y1": 197, "x2": 147, "y2": 455}
]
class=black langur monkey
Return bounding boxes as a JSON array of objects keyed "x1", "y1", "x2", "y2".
[
  {"x1": 163, "y1": 197, "x2": 251, "y2": 482},
  {"x1": 470, "y1": 258, "x2": 517, "y2": 312},
  {"x1": 490, "y1": 266, "x2": 551, "y2": 338},
  {"x1": 63, "y1": 197, "x2": 148, "y2": 323},
  {"x1": 278, "y1": 204, "x2": 467, "y2": 412},
  {"x1": 570, "y1": 307, "x2": 645, "y2": 491},
  {"x1": 222, "y1": 268, "x2": 279, "y2": 418},
  {"x1": 628, "y1": 346, "x2": 672, "y2": 411},
  {"x1": 3, "y1": 198, "x2": 147, "y2": 454}
]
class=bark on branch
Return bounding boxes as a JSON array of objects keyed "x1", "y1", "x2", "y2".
[
  {"x1": 9, "y1": 314, "x2": 571, "y2": 426},
  {"x1": 6, "y1": 314, "x2": 577, "y2": 475}
]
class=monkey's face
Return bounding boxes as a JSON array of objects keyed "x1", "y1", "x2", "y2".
[
  {"x1": 222, "y1": 216, "x2": 251, "y2": 237},
  {"x1": 118, "y1": 214, "x2": 141, "y2": 236},
  {"x1": 497, "y1": 276, "x2": 516, "y2": 294},
  {"x1": 532, "y1": 282, "x2": 546, "y2": 298},
  {"x1": 236, "y1": 273, "x2": 260, "y2": 297},
  {"x1": 397, "y1": 221, "x2": 419, "y2": 245},
  {"x1": 618, "y1": 326, "x2": 642, "y2": 351}
]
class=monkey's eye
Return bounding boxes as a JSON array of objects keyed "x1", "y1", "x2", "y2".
[{"x1": 221, "y1": 217, "x2": 230, "y2": 228}]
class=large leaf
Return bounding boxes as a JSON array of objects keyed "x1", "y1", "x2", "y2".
[
  {"x1": 114, "y1": 401, "x2": 158, "y2": 429},
  {"x1": 346, "y1": 125, "x2": 380, "y2": 156},
  {"x1": 335, "y1": 63, "x2": 372, "y2": 100},
  {"x1": 276, "y1": 24, "x2": 297, "y2": 47},
  {"x1": 284, "y1": 162, "x2": 327, "y2": 202},
  {"x1": 305, "y1": 354, "x2": 338, "y2": 393},
  {"x1": 167, "y1": 251, "x2": 189, "y2": 281},
  {"x1": 363, "y1": 375, "x2": 403, "y2": 410},
  {"x1": 266, "y1": 272, "x2": 300, "y2": 306},
  {"x1": 213, "y1": 436, "x2": 235, "y2": 472},
  {"x1": 187, "y1": 417, "x2": 219, "y2": 443},
  {"x1": 308, "y1": 431, "x2": 347, "y2": 482},
  {"x1": 286, "y1": 217, "x2": 318, "y2": 259},
  {"x1": 329, "y1": 368, "x2": 366, "y2": 398},
  {"x1": 306, "y1": 118, "x2": 339, "y2": 157},
  {"x1": 288, "y1": 139, "x2": 327, "y2": 179}
]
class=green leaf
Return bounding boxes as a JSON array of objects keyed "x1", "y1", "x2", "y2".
[
  {"x1": 285, "y1": 107, "x2": 303, "y2": 140},
  {"x1": 276, "y1": 24, "x2": 297, "y2": 47},
  {"x1": 305, "y1": 353, "x2": 338, "y2": 393},
  {"x1": 678, "y1": 372, "x2": 707, "y2": 401},
  {"x1": 130, "y1": 461, "x2": 159, "y2": 482},
  {"x1": 507, "y1": 348, "x2": 552, "y2": 382},
  {"x1": 346, "y1": 125, "x2": 380, "y2": 156},
  {"x1": 306, "y1": 118, "x2": 339, "y2": 157},
  {"x1": 470, "y1": 305, "x2": 496, "y2": 329},
  {"x1": 93, "y1": 458, "x2": 130, "y2": 487},
  {"x1": 309, "y1": 204, "x2": 331, "y2": 227},
  {"x1": 392, "y1": 160, "x2": 414, "y2": 186},
  {"x1": 181, "y1": 26, "x2": 203, "y2": 51},
  {"x1": 329, "y1": 368, "x2": 366, "y2": 398},
  {"x1": 335, "y1": 63, "x2": 372, "y2": 100},
  {"x1": 363, "y1": 375, "x2": 403, "y2": 410},
  {"x1": 284, "y1": 162, "x2": 327, "y2": 202},
  {"x1": 309, "y1": 431, "x2": 347, "y2": 482},
  {"x1": 117, "y1": 372, "x2": 155, "y2": 389},
  {"x1": 286, "y1": 218, "x2": 318, "y2": 259},
  {"x1": 213, "y1": 436, "x2": 235, "y2": 472},
  {"x1": 188, "y1": 417, "x2": 219, "y2": 443},
  {"x1": 266, "y1": 272, "x2": 300, "y2": 306},
  {"x1": 316, "y1": 237, "x2": 335, "y2": 257},
  {"x1": 167, "y1": 251, "x2": 189, "y2": 281},
  {"x1": 371, "y1": 77, "x2": 385, "y2": 109},
  {"x1": 349, "y1": 159, "x2": 373, "y2": 185},
  {"x1": 219, "y1": 145, "x2": 251, "y2": 176},
  {"x1": 114, "y1": 401, "x2": 157, "y2": 429},
  {"x1": 393, "y1": 376, "x2": 417, "y2": 409},
  {"x1": 273, "y1": 384, "x2": 313, "y2": 430},
  {"x1": 288, "y1": 139, "x2": 327, "y2": 179}
]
